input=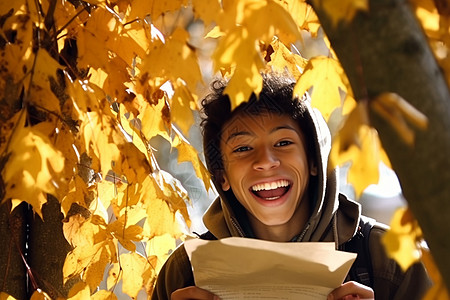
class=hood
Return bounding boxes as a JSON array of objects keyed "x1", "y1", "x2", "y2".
[{"x1": 202, "y1": 93, "x2": 360, "y2": 246}]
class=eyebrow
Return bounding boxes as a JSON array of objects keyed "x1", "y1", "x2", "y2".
[
  {"x1": 225, "y1": 131, "x2": 252, "y2": 144},
  {"x1": 271, "y1": 125, "x2": 298, "y2": 134},
  {"x1": 224, "y1": 125, "x2": 298, "y2": 144}
]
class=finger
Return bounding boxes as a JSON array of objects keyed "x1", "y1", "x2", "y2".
[
  {"x1": 328, "y1": 281, "x2": 374, "y2": 300},
  {"x1": 171, "y1": 286, "x2": 219, "y2": 300}
]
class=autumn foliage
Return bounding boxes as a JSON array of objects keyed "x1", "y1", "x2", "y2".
[{"x1": 0, "y1": 0, "x2": 448, "y2": 299}]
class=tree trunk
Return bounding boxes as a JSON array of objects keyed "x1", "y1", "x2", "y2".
[
  {"x1": 309, "y1": 0, "x2": 450, "y2": 290},
  {"x1": 0, "y1": 201, "x2": 28, "y2": 300},
  {"x1": 27, "y1": 194, "x2": 73, "y2": 298}
]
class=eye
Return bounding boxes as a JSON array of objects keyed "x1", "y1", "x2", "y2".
[
  {"x1": 276, "y1": 140, "x2": 293, "y2": 147},
  {"x1": 233, "y1": 146, "x2": 252, "y2": 153}
]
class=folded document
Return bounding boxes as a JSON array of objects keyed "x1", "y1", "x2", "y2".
[{"x1": 184, "y1": 237, "x2": 357, "y2": 300}]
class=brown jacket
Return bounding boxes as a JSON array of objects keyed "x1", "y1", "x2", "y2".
[{"x1": 151, "y1": 192, "x2": 431, "y2": 300}]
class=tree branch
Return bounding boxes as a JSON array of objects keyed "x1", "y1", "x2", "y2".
[{"x1": 309, "y1": 0, "x2": 450, "y2": 289}]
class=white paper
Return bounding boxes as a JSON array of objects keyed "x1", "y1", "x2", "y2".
[{"x1": 184, "y1": 237, "x2": 356, "y2": 300}]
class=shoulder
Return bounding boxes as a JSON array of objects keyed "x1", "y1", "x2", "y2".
[
  {"x1": 363, "y1": 216, "x2": 432, "y2": 299},
  {"x1": 151, "y1": 243, "x2": 195, "y2": 300}
]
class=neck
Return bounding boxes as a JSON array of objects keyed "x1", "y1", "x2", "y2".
[{"x1": 248, "y1": 195, "x2": 311, "y2": 242}]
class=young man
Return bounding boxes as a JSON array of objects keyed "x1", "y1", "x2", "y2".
[{"x1": 151, "y1": 73, "x2": 431, "y2": 300}]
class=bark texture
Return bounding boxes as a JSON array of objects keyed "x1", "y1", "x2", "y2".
[
  {"x1": 310, "y1": 0, "x2": 450, "y2": 290},
  {"x1": 27, "y1": 194, "x2": 73, "y2": 298},
  {"x1": 0, "y1": 201, "x2": 28, "y2": 300}
]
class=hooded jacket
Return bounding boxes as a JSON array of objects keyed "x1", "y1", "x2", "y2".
[{"x1": 151, "y1": 94, "x2": 431, "y2": 300}]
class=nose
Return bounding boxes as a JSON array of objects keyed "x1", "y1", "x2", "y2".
[{"x1": 253, "y1": 147, "x2": 280, "y2": 171}]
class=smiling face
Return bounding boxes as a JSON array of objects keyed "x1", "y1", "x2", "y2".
[{"x1": 220, "y1": 112, "x2": 317, "y2": 239}]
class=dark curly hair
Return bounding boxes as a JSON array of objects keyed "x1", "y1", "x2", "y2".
[{"x1": 200, "y1": 73, "x2": 317, "y2": 187}]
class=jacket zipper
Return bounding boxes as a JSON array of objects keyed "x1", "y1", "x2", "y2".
[{"x1": 231, "y1": 217, "x2": 246, "y2": 237}]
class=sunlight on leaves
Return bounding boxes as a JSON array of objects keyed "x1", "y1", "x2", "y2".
[
  {"x1": 329, "y1": 102, "x2": 380, "y2": 197},
  {"x1": 371, "y1": 92, "x2": 428, "y2": 146},
  {"x1": 67, "y1": 282, "x2": 90, "y2": 300},
  {"x1": 64, "y1": 239, "x2": 117, "y2": 290},
  {"x1": 294, "y1": 56, "x2": 349, "y2": 121},
  {"x1": 2, "y1": 114, "x2": 65, "y2": 218},
  {"x1": 276, "y1": 0, "x2": 320, "y2": 36},
  {"x1": 171, "y1": 80, "x2": 197, "y2": 137},
  {"x1": 192, "y1": 0, "x2": 221, "y2": 25},
  {"x1": 91, "y1": 290, "x2": 118, "y2": 300},
  {"x1": 140, "y1": 27, "x2": 202, "y2": 92},
  {"x1": 146, "y1": 234, "x2": 176, "y2": 273},
  {"x1": 382, "y1": 208, "x2": 423, "y2": 271},
  {"x1": 173, "y1": 134, "x2": 212, "y2": 191},
  {"x1": 120, "y1": 252, "x2": 150, "y2": 298},
  {"x1": 267, "y1": 38, "x2": 307, "y2": 79},
  {"x1": 311, "y1": 0, "x2": 368, "y2": 26},
  {"x1": 346, "y1": 126, "x2": 380, "y2": 198}
]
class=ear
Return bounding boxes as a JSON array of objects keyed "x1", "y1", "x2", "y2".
[
  {"x1": 309, "y1": 162, "x2": 318, "y2": 176},
  {"x1": 221, "y1": 173, "x2": 231, "y2": 191}
]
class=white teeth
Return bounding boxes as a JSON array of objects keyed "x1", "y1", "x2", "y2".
[{"x1": 252, "y1": 180, "x2": 289, "y2": 191}]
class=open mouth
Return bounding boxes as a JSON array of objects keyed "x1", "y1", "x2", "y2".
[{"x1": 251, "y1": 179, "x2": 291, "y2": 200}]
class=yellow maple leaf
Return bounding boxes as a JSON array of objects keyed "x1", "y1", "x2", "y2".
[
  {"x1": 146, "y1": 234, "x2": 176, "y2": 273},
  {"x1": 173, "y1": 134, "x2": 212, "y2": 191},
  {"x1": 29, "y1": 290, "x2": 51, "y2": 300},
  {"x1": 124, "y1": 0, "x2": 188, "y2": 21},
  {"x1": 371, "y1": 92, "x2": 428, "y2": 146},
  {"x1": 63, "y1": 239, "x2": 117, "y2": 290},
  {"x1": 382, "y1": 208, "x2": 423, "y2": 271},
  {"x1": 268, "y1": 38, "x2": 308, "y2": 79},
  {"x1": 212, "y1": 0, "x2": 303, "y2": 109},
  {"x1": 276, "y1": 0, "x2": 320, "y2": 36},
  {"x1": 63, "y1": 214, "x2": 107, "y2": 248},
  {"x1": 79, "y1": 110, "x2": 125, "y2": 177},
  {"x1": 107, "y1": 262, "x2": 121, "y2": 290},
  {"x1": 140, "y1": 27, "x2": 202, "y2": 92},
  {"x1": 294, "y1": 56, "x2": 348, "y2": 121},
  {"x1": 311, "y1": 0, "x2": 368, "y2": 27},
  {"x1": 2, "y1": 113, "x2": 65, "y2": 218},
  {"x1": 171, "y1": 80, "x2": 197, "y2": 137},
  {"x1": 329, "y1": 102, "x2": 381, "y2": 197},
  {"x1": 76, "y1": 6, "x2": 117, "y2": 70},
  {"x1": 115, "y1": 142, "x2": 152, "y2": 184},
  {"x1": 91, "y1": 290, "x2": 118, "y2": 300},
  {"x1": 26, "y1": 49, "x2": 64, "y2": 114},
  {"x1": 144, "y1": 191, "x2": 183, "y2": 237},
  {"x1": 120, "y1": 252, "x2": 151, "y2": 298},
  {"x1": 95, "y1": 179, "x2": 117, "y2": 214},
  {"x1": 222, "y1": 0, "x2": 301, "y2": 44},
  {"x1": 212, "y1": 26, "x2": 264, "y2": 108},
  {"x1": 60, "y1": 175, "x2": 89, "y2": 217},
  {"x1": 1, "y1": 3, "x2": 35, "y2": 60},
  {"x1": 192, "y1": 0, "x2": 222, "y2": 25},
  {"x1": 67, "y1": 282, "x2": 90, "y2": 300},
  {"x1": 0, "y1": 0, "x2": 25, "y2": 15},
  {"x1": 121, "y1": 175, "x2": 183, "y2": 238},
  {"x1": 139, "y1": 93, "x2": 171, "y2": 142},
  {"x1": 117, "y1": 104, "x2": 151, "y2": 158},
  {"x1": 153, "y1": 170, "x2": 191, "y2": 225},
  {"x1": 346, "y1": 126, "x2": 380, "y2": 197},
  {"x1": 107, "y1": 218, "x2": 143, "y2": 252}
]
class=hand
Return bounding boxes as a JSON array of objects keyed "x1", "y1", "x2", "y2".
[
  {"x1": 171, "y1": 286, "x2": 220, "y2": 300},
  {"x1": 327, "y1": 281, "x2": 374, "y2": 300}
]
